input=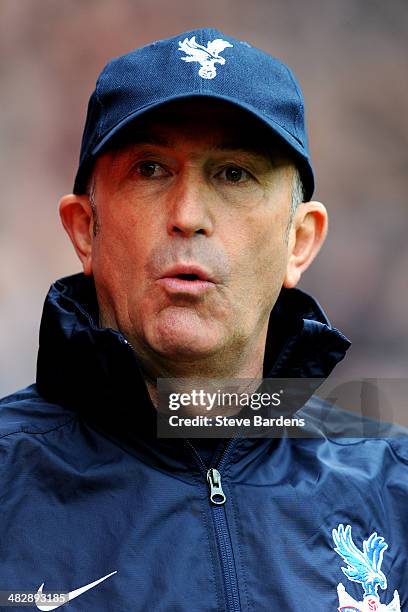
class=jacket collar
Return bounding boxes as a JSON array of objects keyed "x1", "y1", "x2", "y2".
[{"x1": 36, "y1": 273, "x2": 350, "y2": 439}]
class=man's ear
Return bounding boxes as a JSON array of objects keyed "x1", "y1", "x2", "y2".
[
  {"x1": 59, "y1": 194, "x2": 94, "y2": 276},
  {"x1": 283, "y1": 201, "x2": 328, "y2": 288}
]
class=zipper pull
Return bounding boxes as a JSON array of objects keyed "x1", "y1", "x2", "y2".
[{"x1": 207, "y1": 468, "x2": 226, "y2": 505}]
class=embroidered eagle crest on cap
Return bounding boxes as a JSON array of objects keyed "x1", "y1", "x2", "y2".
[
  {"x1": 177, "y1": 36, "x2": 233, "y2": 79},
  {"x1": 332, "y1": 524, "x2": 401, "y2": 611}
]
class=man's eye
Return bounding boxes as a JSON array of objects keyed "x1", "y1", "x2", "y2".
[
  {"x1": 136, "y1": 161, "x2": 167, "y2": 178},
  {"x1": 218, "y1": 166, "x2": 251, "y2": 183}
]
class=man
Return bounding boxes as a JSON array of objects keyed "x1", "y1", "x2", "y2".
[{"x1": 0, "y1": 29, "x2": 406, "y2": 611}]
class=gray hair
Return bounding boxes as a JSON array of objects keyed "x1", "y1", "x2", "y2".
[
  {"x1": 87, "y1": 175, "x2": 99, "y2": 237},
  {"x1": 284, "y1": 167, "x2": 305, "y2": 241},
  {"x1": 291, "y1": 167, "x2": 305, "y2": 219}
]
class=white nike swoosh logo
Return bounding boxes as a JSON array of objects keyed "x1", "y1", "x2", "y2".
[{"x1": 35, "y1": 570, "x2": 117, "y2": 610}]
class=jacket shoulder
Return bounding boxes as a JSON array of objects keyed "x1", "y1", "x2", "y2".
[{"x1": 0, "y1": 384, "x2": 76, "y2": 438}]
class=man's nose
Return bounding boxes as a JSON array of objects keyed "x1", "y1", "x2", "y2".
[{"x1": 167, "y1": 177, "x2": 214, "y2": 238}]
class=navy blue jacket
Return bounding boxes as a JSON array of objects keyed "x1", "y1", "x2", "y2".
[{"x1": 0, "y1": 274, "x2": 407, "y2": 611}]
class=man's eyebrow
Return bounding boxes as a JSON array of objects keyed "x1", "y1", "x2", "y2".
[
  {"x1": 112, "y1": 132, "x2": 171, "y2": 152},
  {"x1": 212, "y1": 141, "x2": 275, "y2": 159}
]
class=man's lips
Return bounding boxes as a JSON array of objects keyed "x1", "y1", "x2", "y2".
[{"x1": 156, "y1": 264, "x2": 217, "y2": 295}]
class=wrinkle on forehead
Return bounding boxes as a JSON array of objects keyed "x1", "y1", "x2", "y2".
[{"x1": 109, "y1": 133, "x2": 280, "y2": 167}]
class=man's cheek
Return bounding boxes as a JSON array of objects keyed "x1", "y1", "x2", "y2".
[{"x1": 250, "y1": 245, "x2": 288, "y2": 301}]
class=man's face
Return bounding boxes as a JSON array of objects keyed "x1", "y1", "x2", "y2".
[{"x1": 88, "y1": 100, "x2": 295, "y2": 374}]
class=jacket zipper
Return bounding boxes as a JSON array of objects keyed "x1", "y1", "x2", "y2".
[{"x1": 185, "y1": 439, "x2": 242, "y2": 612}]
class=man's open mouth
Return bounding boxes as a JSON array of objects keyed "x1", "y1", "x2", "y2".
[
  {"x1": 174, "y1": 273, "x2": 202, "y2": 281},
  {"x1": 157, "y1": 265, "x2": 216, "y2": 294}
]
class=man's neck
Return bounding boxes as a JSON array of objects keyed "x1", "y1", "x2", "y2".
[{"x1": 140, "y1": 337, "x2": 266, "y2": 415}]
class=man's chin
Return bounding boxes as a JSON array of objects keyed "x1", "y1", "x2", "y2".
[
  {"x1": 149, "y1": 332, "x2": 221, "y2": 361},
  {"x1": 131, "y1": 307, "x2": 234, "y2": 373},
  {"x1": 146, "y1": 320, "x2": 224, "y2": 362},
  {"x1": 147, "y1": 307, "x2": 218, "y2": 343}
]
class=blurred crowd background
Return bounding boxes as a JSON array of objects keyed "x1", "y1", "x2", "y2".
[{"x1": 1, "y1": 0, "x2": 407, "y2": 397}]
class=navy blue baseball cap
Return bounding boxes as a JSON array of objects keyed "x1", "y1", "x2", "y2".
[{"x1": 73, "y1": 28, "x2": 315, "y2": 200}]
